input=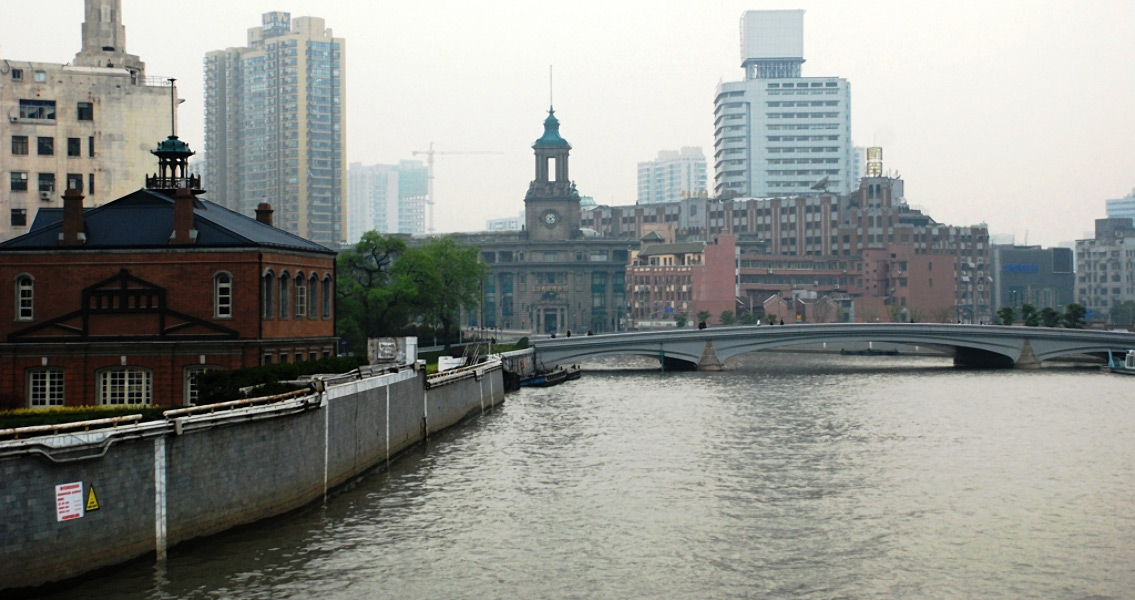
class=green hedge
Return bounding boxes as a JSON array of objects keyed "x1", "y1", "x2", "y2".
[{"x1": 195, "y1": 356, "x2": 366, "y2": 405}]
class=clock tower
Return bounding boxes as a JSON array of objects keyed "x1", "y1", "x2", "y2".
[{"x1": 525, "y1": 108, "x2": 581, "y2": 241}]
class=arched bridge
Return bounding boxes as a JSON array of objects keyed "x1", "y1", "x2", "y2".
[{"x1": 532, "y1": 324, "x2": 1135, "y2": 370}]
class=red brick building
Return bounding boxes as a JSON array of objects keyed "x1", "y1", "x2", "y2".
[
  {"x1": 627, "y1": 233, "x2": 736, "y2": 326},
  {"x1": 0, "y1": 136, "x2": 337, "y2": 408}
]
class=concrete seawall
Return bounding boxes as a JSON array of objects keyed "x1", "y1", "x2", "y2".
[{"x1": 0, "y1": 362, "x2": 505, "y2": 592}]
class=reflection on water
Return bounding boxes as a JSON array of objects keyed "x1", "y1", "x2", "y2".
[{"x1": 33, "y1": 353, "x2": 1135, "y2": 599}]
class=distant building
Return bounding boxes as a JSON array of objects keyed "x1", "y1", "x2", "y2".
[
  {"x1": 637, "y1": 147, "x2": 707, "y2": 204},
  {"x1": 1105, "y1": 188, "x2": 1135, "y2": 221},
  {"x1": 627, "y1": 234, "x2": 736, "y2": 326},
  {"x1": 486, "y1": 211, "x2": 525, "y2": 232},
  {"x1": 713, "y1": 10, "x2": 854, "y2": 198},
  {"x1": 582, "y1": 171, "x2": 991, "y2": 323},
  {"x1": 204, "y1": 12, "x2": 346, "y2": 245},
  {"x1": 990, "y1": 245, "x2": 1075, "y2": 314},
  {"x1": 0, "y1": 0, "x2": 173, "y2": 242},
  {"x1": 453, "y1": 109, "x2": 631, "y2": 334},
  {"x1": 1075, "y1": 218, "x2": 1135, "y2": 323},
  {"x1": 347, "y1": 160, "x2": 427, "y2": 241},
  {"x1": 0, "y1": 135, "x2": 337, "y2": 409}
]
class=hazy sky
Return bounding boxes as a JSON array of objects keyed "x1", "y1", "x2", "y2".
[{"x1": 3, "y1": 1, "x2": 1133, "y2": 246}]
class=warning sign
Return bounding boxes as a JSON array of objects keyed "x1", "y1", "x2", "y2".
[
  {"x1": 86, "y1": 485, "x2": 100, "y2": 512},
  {"x1": 56, "y1": 482, "x2": 84, "y2": 522}
]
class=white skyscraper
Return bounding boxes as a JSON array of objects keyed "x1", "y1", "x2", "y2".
[
  {"x1": 637, "y1": 147, "x2": 707, "y2": 204},
  {"x1": 713, "y1": 10, "x2": 854, "y2": 198},
  {"x1": 346, "y1": 160, "x2": 427, "y2": 241}
]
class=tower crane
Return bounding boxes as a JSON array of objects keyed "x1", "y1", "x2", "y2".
[{"x1": 411, "y1": 142, "x2": 503, "y2": 233}]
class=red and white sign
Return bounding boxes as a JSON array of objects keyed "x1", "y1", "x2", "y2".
[{"x1": 56, "y1": 482, "x2": 85, "y2": 522}]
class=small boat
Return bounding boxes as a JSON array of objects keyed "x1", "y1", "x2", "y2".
[
  {"x1": 519, "y1": 364, "x2": 582, "y2": 387},
  {"x1": 1109, "y1": 350, "x2": 1135, "y2": 375}
]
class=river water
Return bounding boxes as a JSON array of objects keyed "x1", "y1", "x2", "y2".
[{"x1": 35, "y1": 353, "x2": 1135, "y2": 599}]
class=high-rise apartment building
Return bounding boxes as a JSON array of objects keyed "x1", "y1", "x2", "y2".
[
  {"x1": 1076, "y1": 218, "x2": 1135, "y2": 324},
  {"x1": 0, "y1": 0, "x2": 173, "y2": 241},
  {"x1": 713, "y1": 10, "x2": 854, "y2": 198},
  {"x1": 346, "y1": 160, "x2": 427, "y2": 241},
  {"x1": 637, "y1": 147, "x2": 707, "y2": 204},
  {"x1": 1106, "y1": 188, "x2": 1135, "y2": 221},
  {"x1": 204, "y1": 12, "x2": 346, "y2": 245}
]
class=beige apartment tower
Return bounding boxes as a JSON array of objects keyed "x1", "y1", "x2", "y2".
[
  {"x1": 204, "y1": 12, "x2": 347, "y2": 245},
  {"x1": 0, "y1": 0, "x2": 174, "y2": 241}
]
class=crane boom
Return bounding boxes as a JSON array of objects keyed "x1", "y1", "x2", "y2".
[{"x1": 411, "y1": 142, "x2": 503, "y2": 233}]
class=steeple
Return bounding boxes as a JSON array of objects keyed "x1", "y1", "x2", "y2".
[
  {"x1": 525, "y1": 107, "x2": 580, "y2": 241},
  {"x1": 73, "y1": 0, "x2": 145, "y2": 80},
  {"x1": 146, "y1": 81, "x2": 202, "y2": 195}
]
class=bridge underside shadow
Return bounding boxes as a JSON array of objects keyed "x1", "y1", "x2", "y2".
[{"x1": 951, "y1": 346, "x2": 1017, "y2": 369}]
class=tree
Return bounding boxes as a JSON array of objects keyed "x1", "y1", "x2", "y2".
[
  {"x1": 394, "y1": 237, "x2": 488, "y2": 350},
  {"x1": 996, "y1": 306, "x2": 1016, "y2": 326},
  {"x1": 739, "y1": 312, "x2": 758, "y2": 325},
  {"x1": 336, "y1": 233, "x2": 413, "y2": 354},
  {"x1": 1039, "y1": 307, "x2": 1061, "y2": 328},
  {"x1": 697, "y1": 310, "x2": 711, "y2": 324},
  {"x1": 675, "y1": 315, "x2": 688, "y2": 328},
  {"x1": 720, "y1": 310, "x2": 736, "y2": 326},
  {"x1": 1021, "y1": 303, "x2": 1040, "y2": 327},
  {"x1": 1062, "y1": 303, "x2": 1086, "y2": 329}
]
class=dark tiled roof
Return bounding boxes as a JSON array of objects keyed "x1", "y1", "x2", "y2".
[
  {"x1": 637, "y1": 241, "x2": 707, "y2": 257},
  {"x1": 2, "y1": 189, "x2": 334, "y2": 254}
]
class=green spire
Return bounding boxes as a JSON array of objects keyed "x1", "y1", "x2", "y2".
[{"x1": 534, "y1": 107, "x2": 571, "y2": 149}]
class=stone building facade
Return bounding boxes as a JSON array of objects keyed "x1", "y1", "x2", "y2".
[
  {"x1": 453, "y1": 109, "x2": 631, "y2": 334},
  {"x1": 0, "y1": 0, "x2": 173, "y2": 241}
]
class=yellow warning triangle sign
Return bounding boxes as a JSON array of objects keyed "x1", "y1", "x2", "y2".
[{"x1": 86, "y1": 485, "x2": 100, "y2": 512}]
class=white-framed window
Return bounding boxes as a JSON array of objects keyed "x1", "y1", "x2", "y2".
[
  {"x1": 184, "y1": 365, "x2": 219, "y2": 406},
  {"x1": 16, "y1": 274, "x2": 33, "y2": 321},
  {"x1": 215, "y1": 272, "x2": 233, "y2": 319},
  {"x1": 262, "y1": 270, "x2": 275, "y2": 319},
  {"x1": 97, "y1": 367, "x2": 153, "y2": 406},
  {"x1": 279, "y1": 271, "x2": 290, "y2": 319},
  {"x1": 27, "y1": 368, "x2": 64, "y2": 408},
  {"x1": 322, "y1": 275, "x2": 332, "y2": 318},
  {"x1": 294, "y1": 273, "x2": 307, "y2": 317}
]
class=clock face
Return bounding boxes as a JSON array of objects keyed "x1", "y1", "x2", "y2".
[{"x1": 543, "y1": 210, "x2": 559, "y2": 226}]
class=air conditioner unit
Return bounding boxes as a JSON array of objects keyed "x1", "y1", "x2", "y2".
[{"x1": 39, "y1": 191, "x2": 52, "y2": 201}]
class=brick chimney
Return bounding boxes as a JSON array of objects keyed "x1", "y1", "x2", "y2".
[
  {"x1": 170, "y1": 187, "x2": 197, "y2": 244},
  {"x1": 59, "y1": 187, "x2": 86, "y2": 246},
  {"x1": 255, "y1": 202, "x2": 274, "y2": 227}
]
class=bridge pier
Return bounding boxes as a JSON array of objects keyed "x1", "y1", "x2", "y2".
[{"x1": 698, "y1": 341, "x2": 723, "y2": 371}]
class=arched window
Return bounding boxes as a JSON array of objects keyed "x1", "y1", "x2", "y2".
[
  {"x1": 97, "y1": 367, "x2": 152, "y2": 406},
  {"x1": 214, "y1": 272, "x2": 233, "y2": 319},
  {"x1": 322, "y1": 275, "x2": 333, "y2": 318},
  {"x1": 294, "y1": 272, "x2": 307, "y2": 318},
  {"x1": 262, "y1": 271, "x2": 275, "y2": 319},
  {"x1": 15, "y1": 274, "x2": 34, "y2": 321},
  {"x1": 279, "y1": 271, "x2": 290, "y2": 319},
  {"x1": 308, "y1": 275, "x2": 319, "y2": 320}
]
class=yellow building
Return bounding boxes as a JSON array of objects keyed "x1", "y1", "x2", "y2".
[{"x1": 0, "y1": 0, "x2": 174, "y2": 242}]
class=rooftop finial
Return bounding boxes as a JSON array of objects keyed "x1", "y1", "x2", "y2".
[
  {"x1": 549, "y1": 64, "x2": 554, "y2": 112},
  {"x1": 168, "y1": 78, "x2": 177, "y2": 138}
]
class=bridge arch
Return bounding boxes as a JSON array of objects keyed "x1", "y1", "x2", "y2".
[{"x1": 532, "y1": 324, "x2": 1135, "y2": 371}]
